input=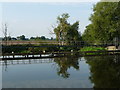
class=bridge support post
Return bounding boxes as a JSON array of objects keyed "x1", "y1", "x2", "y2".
[
  {"x1": 27, "y1": 54, "x2": 28, "y2": 58},
  {"x1": 13, "y1": 54, "x2": 14, "y2": 58},
  {"x1": 52, "y1": 53, "x2": 54, "y2": 57},
  {"x1": 32, "y1": 54, "x2": 34, "y2": 57}
]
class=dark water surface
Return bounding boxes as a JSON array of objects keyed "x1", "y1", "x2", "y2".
[{"x1": 2, "y1": 55, "x2": 120, "y2": 88}]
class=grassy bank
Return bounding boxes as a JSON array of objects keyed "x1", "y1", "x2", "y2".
[
  {"x1": 79, "y1": 47, "x2": 107, "y2": 55},
  {"x1": 80, "y1": 47, "x2": 106, "y2": 51}
]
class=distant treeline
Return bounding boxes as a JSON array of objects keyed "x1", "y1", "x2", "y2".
[{"x1": 1, "y1": 35, "x2": 55, "y2": 41}]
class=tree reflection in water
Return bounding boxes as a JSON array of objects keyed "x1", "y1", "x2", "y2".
[
  {"x1": 54, "y1": 56, "x2": 80, "y2": 78},
  {"x1": 2, "y1": 54, "x2": 120, "y2": 88},
  {"x1": 85, "y1": 55, "x2": 120, "y2": 88}
]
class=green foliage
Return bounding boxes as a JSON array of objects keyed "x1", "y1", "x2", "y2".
[
  {"x1": 82, "y1": 2, "x2": 120, "y2": 43},
  {"x1": 80, "y1": 47, "x2": 106, "y2": 52},
  {"x1": 30, "y1": 36, "x2": 47, "y2": 40},
  {"x1": 82, "y1": 24, "x2": 95, "y2": 43},
  {"x1": 40, "y1": 36, "x2": 46, "y2": 40},
  {"x1": 20, "y1": 50, "x2": 31, "y2": 53},
  {"x1": 54, "y1": 13, "x2": 81, "y2": 45},
  {"x1": 59, "y1": 47, "x2": 73, "y2": 51},
  {"x1": 17, "y1": 35, "x2": 26, "y2": 40},
  {"x1": 2, "y1": 44, "x2": 80, "y2": 53},
  {"x1": 2, "y1": 44, "x2": 60, "y2": 53},
  {"x1": 2, "y1": 44, "x2": 30, "y2": 53}
]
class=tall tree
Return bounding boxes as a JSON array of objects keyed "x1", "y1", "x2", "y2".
[
  {"x1": 54, "y1": 13, "x2": 70, "y2": 44},
  {"x1": 82, "y1": 2, "x2": 120, "y2": 43},
  {"x1": 2, "y1": 24, "x2": 8, "y2": 45},
  {"x1": 54, "y1": 13, "x2": 81, "y2": 45}
]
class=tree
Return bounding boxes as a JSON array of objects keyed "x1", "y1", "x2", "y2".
[
  {"x1": 2, "y1": 24, "x2": 8, "y2": 45},
  {"x1": 35, "y1": 36, "x2": 41, "y2": 40},
  {"x1": 82, "y1": 24, "x2": 95, "y2": 43},
  {"x1": 17, "y1": 35, "x2": 26, "y2": 40},
  {"x1": 82, "y1": 2, "x2": 120, "y2": 44},
  {"x1": 40, "y1": 36, "x2": 46, "y2": 40},
  {"x1": 7, "y1": 36, "x2": 11, "y2": 40},
  {"x1": 111, "y1": 2, "x2": 120, "y2": 48},
  {"x1": 54, "y1": 13, "x2": 70, "y2": 44},
  {"x1": 11, "y1": 37, "x2": 17, "y2": 40},
  {"x1": 51, "y1": 37, "x2": 53, "y2": 40},
  {"x1": 66, "y1": 21, "x2": 81, "y2": 45},
  {"x1": 54, "y1": 13, "x2": 81, "y2": 45},
  {"x1": 30, "y1": 37, "x2": 35, "y2": 40}
]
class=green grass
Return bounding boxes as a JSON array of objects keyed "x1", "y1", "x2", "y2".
[
  {"x1": 79, "y1": 47, "x2": 107, "y2": 55},
  {"x1": 80, "y1": 47, "x2": 106, "y2": 52},
  {"x1": 20, "y1": 50, "x2": 31, "y2": 53}
]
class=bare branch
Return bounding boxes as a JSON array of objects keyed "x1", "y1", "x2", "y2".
[{"x1": 48, "y1": 28, "x2": 54, "y2": 35}]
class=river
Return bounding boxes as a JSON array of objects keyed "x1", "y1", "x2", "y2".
[{"x1": 1, "y1": 55, "x2": 120, "y2": 88}]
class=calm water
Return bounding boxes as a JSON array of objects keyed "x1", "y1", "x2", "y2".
[{"x1": 2, "y1": 55, "x2": 120, "y2": 88}]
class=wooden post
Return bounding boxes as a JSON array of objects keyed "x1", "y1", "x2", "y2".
[
  {"x1": 40, "y1": 54, "x2": 41, "y2": 57},
  {"x1": 12, "y1": 52, "x2": 14, "y2": 58},
  {"x1": 52, "y1": 53, "x2": 54, "y2": 57},
  {"x1": 27, "y1": 54, "x2": 28, "y2": 58},
  {"x1": 13, "y1": 54, "x2": 14, "y2": 58},
  {"x1": 32, "y1": 54, "x2": 34, "y2": 57},
  {"x1": 3, "y1": 54, "x2": 4, "y2": 58},
  {"x1": 24, "y1": 55, "x2": 26, "y2": 58}
]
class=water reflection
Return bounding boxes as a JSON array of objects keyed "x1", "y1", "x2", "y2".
[
  {"x1": 1, "y1": 59, "x2": 54, "y2": 72},
  {"x1": 54, "y1": 56, "x2": 80, "y2": 78},
  {"x1": 2, "y1": 57, "x2": 80, "y2": 79},
  {"x1": 2, "y1": 57, "x2": 91, "y2": 88},
  {"x1": 85, "y1": 55, "x2": 120, "y2": 88},
  {"x1": 1, "y1": 55, "x2": 120, "y2": 88}
]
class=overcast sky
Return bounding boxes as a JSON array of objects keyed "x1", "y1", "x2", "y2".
[{"x1": 1, "y1": 2, "x2": 97, "y2": 38}]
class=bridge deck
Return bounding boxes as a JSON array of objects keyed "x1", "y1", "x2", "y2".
[{"x1": 0, "y1": 50, "x2": 120, "y2": 60}]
